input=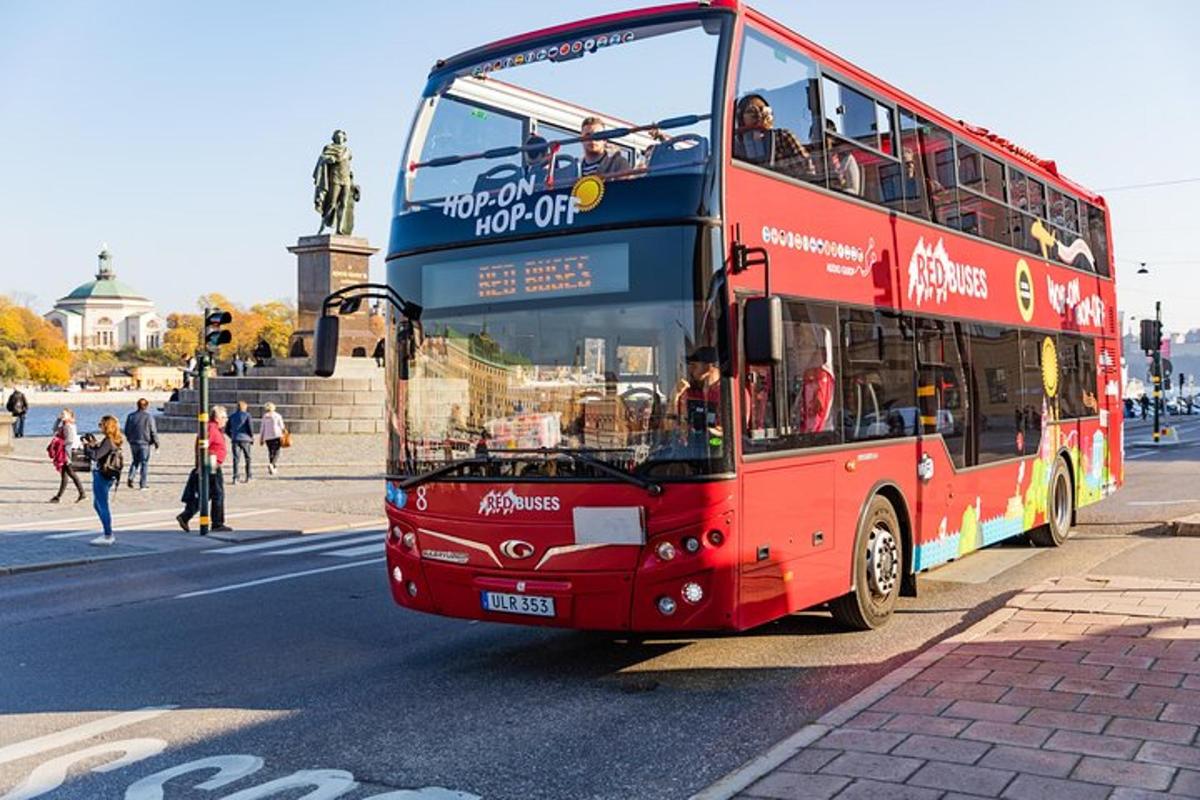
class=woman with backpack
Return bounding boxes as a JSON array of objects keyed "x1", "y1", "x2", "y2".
[
  {"x1": 81, "y1": 414, "x2": 124, "y2": 546},
  {"x1": 47, "y1": 408, "x2": 86, "y2": 503},
  {"x1": 259, "y1": 402, "x2": 287, "y2": 475}
]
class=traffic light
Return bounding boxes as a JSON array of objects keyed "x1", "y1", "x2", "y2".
[
  {"x1": 1140, "y1": 319, "x2": 1162, "y2": 354},
  {"x1": 203, "y1": 308, "x2": 232, "y2": 354}
]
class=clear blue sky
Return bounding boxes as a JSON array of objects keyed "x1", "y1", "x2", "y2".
[{"x1": 2, "y1": 1, "x2": 1198, "y2": 332}]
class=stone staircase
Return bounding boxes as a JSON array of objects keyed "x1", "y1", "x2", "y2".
[{"x1": 157, "y1": 358, "x2": 386, "y2": 435}]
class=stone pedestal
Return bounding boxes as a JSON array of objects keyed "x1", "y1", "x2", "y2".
[
  {"x1": 288, "y1": 234, "x2": 379, "y2": 358},
  {"x1": 0, "y1": 416, "x2": 12, "y2": 454}
]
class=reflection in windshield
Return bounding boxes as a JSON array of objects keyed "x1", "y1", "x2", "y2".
[
  {"x1": 400, "y1": 17, "x2": 723, "y2": 210},
  {"x1": 386, "y1": 228, "x2": 729, "y2": 480}
]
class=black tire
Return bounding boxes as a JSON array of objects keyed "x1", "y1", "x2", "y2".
[
  {"x1": 830, "y1": 495, "x2": 903, "y2": 630},
  {"x1": 1030, "y1": 456, "x2": 1073, "y2": 547}
]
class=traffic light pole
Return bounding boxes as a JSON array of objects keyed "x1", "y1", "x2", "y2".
[
  {"x1": 1153, "y1": 300, "x2": 1163, "y2": 444},
  {"x1": 196, "y1": 347, "x2": 211, "y2": 536}
]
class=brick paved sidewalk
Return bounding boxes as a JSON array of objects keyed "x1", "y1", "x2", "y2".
[{"x1": 714, "y1": 576, "x2": 1200, "y2": 800}]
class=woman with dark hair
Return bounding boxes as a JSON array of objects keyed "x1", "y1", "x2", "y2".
[
  {"x1": 82, "y1": 415, "x2": 124, "y2": 546},
  {"x1": 733, "y1": 93, "x2": 815, "y2": 178}
]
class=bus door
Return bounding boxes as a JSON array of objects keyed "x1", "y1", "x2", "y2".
[
  {"x1": 738, "y1": 299, "x2": 841, "y2": 624},
  {"x1": 913, "y1": 319, "x2": 971, "y2": 561}
]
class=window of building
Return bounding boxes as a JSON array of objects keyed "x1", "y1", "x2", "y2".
[
  {"x1": 841, "y1": 309, "x2": 916, "y2": 442},
  {"x1": 733, "y1": 29, "x2": 823, "y2": 185},
  {"x1": 1018, "y1": 332, "x2": 1045, "y2": 455},
  {"x1": 968, "y1": 325, "x2": 1022, "y2": 462},
  {"x1": 915, "y1": 318, "x2": 969, "y2": 468},
  {"x1": 743, "y1": 299, "x2": 839, "y2": 452}
]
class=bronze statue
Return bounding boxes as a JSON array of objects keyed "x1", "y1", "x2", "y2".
[{"x1": 313, "y1": 130, "x2": 359, "y2": 235}]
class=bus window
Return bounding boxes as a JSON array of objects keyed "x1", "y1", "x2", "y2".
[
  {"x1": 841, "y1": 310, "x2": 916, "y2": 442},
  {"x1": 968, "y1": 325, "x2": 1022, "y2": 462},
  {"x1": 1058, "y1": 335, "x2": 1098, "y2": 419},
  {"x1": 914, "y1": 118, "x2": 957, "y2": 228},
  {"x1": 1018, "y1": 332, "x2": 1045, "y2": 454},
  {"x1": 884, "y1": 109, "x2": 932, "y2": 220},
  {"x1": 743, "y1": 299, "x2": 838, "y2": 452},
  {"x1": 916, "y1": 318, "x2": 968, "y2": 469},
  {"x1": 733, "y1": 29, "x2": 823, "y2": 184},
  {"x1": 1087, "y1": 203, "x2": 1111, "y2": 277}
]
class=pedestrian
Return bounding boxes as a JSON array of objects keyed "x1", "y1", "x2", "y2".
[
  {"x1": 123, "y1": 397, "x2": 160, "y2": 489},
  {"x1": 233, "y1": 354, "x2": 246, "y2": 376},
  {"x1": 372, "y1": 338, "x2": 385, "y2": 368},
  {"x1": 47, "y1": 408, "x2": 86, "y2": 503},
  {"x1": 253, "y1": 338, "x2": 272, "y2": 367},
  {"x1": 226, "y1": 399, "x2": 254, "y2": 483},
  {"x1": 260, "y1": 401, "x2": 287, "y2": 475},
  {"x1": 82, "y1": 415, "x2": 125, "y2": 546},
  {"x1": 1139, "y1": 394, "x2": 1150, "y2": 419},
  {"x1": 176, "y1": 405, "x2": 232, "y2": 533},
  {"x1": 183, "y1": 355, "x2": 197, "y2": 389},
  {"x1": 6, "y1": 387, "x2": 28, "y2": 438}
]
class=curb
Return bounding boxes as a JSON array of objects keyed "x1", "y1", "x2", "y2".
[
  {"x1": 1170, "y1": 514, "x2": 1200, "y2": 537},
  {"x1": 690, "y1": 605, "x2": 1019, "y2": 800},
  {"x1": 0, "y1": 551, "x2": 148, "y2": 577}
]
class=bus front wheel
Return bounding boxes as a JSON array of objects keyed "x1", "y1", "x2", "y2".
[
  {"x1": 1030, "y1": 456, "x2": 1073, "y2": 547},
  {"x1": 831, "y1": 495, "x2": 902, "y2": 631}
]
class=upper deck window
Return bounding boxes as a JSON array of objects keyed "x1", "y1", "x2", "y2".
[{"x1": 400, "y1": 17, "x2": 723, "y2": 215}]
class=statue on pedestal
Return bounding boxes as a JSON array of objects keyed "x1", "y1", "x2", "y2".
[{"x1": 312, "y1": 130, "x2": 360, "y2": 236}]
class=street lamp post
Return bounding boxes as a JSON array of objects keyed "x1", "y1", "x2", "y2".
[{"x1": 1153, "y1": 299, "x2": 1163, "y2": 443}]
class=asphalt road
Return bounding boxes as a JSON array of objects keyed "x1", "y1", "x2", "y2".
[{"x1": 1, "y1": 418, "x2": 1198, "y2": 800}]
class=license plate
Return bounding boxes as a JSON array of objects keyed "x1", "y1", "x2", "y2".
[{"x1": 480, "y1": 591, "x2": 556, "y2": 618}]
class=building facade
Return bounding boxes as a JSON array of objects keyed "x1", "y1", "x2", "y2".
[{"x1": 45, "y1": 247, "x2": 165, "y2": 352}]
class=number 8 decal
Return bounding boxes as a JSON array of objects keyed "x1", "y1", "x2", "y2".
[{"x1": 415, "y1": 485, "x2": 428, "y2": 511}]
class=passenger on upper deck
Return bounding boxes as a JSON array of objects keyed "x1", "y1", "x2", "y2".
[
  {"x1": 824, "y1": 120, "x2": 862, "y2": 197},
  {"x1": 522, "y1": 133, "x2": 551, "y2": 184},
  {"x1": 580, "y1": 117, "x2": 632, "y2": 177},
  {"x1": 733, "y1": 94, "x2": 815, "y2": 179}
]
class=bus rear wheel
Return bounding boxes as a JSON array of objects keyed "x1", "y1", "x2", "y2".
[
  {"x1": 830, "y1": 495, "x2": 902, "y2": 631},
  {"x1": 1030, "y1": 456, "x2": 1073, "y2": 547}
]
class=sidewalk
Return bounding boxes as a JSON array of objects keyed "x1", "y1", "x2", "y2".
[{"x1": 704, "y1": 576, "x2": 1200, "y2": 800}]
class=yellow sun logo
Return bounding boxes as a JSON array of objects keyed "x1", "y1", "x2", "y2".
[
  {"x1": 1041, "y1": 336, "x2": 1059, "y2": 398},
  {"x1": 571, "y1": 175, "x2": 605, "y2": 212}
]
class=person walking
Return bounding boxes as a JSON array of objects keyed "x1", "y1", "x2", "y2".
[
  {"x1": 226, "y1": 400, "x2": 254, "y2": 483},
  {"x1": 48, "y1": 408, "x2": 86, "y2": 503},
  {"x1": 260, "y1": 402, "x2": 286, "y2": 475},
  {"x1": 123, "y1": 397, "x2": 159, "y2": 489},
  {"x1": 177, "y1": 405, "x2": 232, "y2": 533},
  {"x1": 6, "y1": 387, "x2": 28, "y2": 438},
  {"x1": 82, "y1": 415, "x2": 124, "y2": 546}
]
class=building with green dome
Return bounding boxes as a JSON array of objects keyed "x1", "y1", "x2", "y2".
[{"x1": 45, "y1": 247, "x2": 164, "y2": 351}]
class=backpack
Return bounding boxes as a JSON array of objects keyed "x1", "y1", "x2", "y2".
[{"x1": 98, "y1": 447, "x2": 124, "y2": 481}]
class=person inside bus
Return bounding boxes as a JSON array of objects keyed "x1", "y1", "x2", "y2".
[
  {"x1": 580, "y1": 117, "x2": 631, "y2": 177},
  {"x1": 824, "y1": 120, "x2": 862, "y2": 197},
  {"x1": 788, "y1": 323, "x2": 836, "y2": 434},
  {"x1": 672, "y1": 346, "x2": 723, "y2": 443},
  {"x1": 522, "y1": 133, "x2": 552, "y2": 185},
  {"x1": 732, "y1": 93, "x2": 816, "y2": 179}
]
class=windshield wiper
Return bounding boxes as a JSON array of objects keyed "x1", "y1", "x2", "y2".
[
  {"x1": 410, "y1": 113, "x2": 710, "y2": 171},
  {"x1": 505, "y1": 447, "x2": 663, "y2": 496},
  {"x1": 393, "y1": 456, "x2": 493, "y2": 490}
]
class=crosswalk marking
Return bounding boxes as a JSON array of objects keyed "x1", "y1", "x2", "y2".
[
  {"x1": 0, "y1": 508, "x2": 178, "y2": 533},
  {"x1": 46, "y1": 508, "x2": 282, "y2": 539},
  {"x1": 265, "y1": 533, "x2": 382, "y2": 556},
  {"x1": 322, "y1": 543, "x2": 383, "y2": 558},
  {"x1": 207, "y1": 529, "x2": 380, "y2": 555}
]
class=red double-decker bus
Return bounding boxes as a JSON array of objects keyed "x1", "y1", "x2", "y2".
[{"x1": 316, "y1": 1, "x2": 1121, "y2": 631}]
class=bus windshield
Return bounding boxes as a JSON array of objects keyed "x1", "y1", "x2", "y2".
[
  {"x1": 398, "y1": 15, "x2": 725, "y2": 215},
  {"x1": 385, "y1": 227, "x2": 731, "y2": 481}
]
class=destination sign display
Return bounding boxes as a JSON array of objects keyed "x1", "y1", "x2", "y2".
[{"x1": 422, "y1": 243, "x2": 629, "y2": 308}]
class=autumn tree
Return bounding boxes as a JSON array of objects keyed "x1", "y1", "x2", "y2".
[
  {"x1": 162, "y1": 311, "x2": 202, "y2": 362},
  {"x1": 0, "y1": 295, "x2": 71, "y2": 386},
  {"x1": 191, "y1": 294, "x2": 295, "y2": 361}
]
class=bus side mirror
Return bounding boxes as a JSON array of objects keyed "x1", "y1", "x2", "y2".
[
  {"x1": 314, "y1": 315, "x2": 340, "y2": 377},
  {"x1": 744, "y1": 296, "x2": 783, "y2": 365}
]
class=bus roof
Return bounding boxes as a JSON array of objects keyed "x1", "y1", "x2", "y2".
[{"x1": 432, "y1": 0, "x2": 1103, "y2": 207}]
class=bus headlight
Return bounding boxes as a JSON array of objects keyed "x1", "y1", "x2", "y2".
[
  {"x1": 655, "y1": 541, "x2": 677, "y2": 561},
  {"x1": 682, "y1": 536, "x2": 701, "y2": 554},
  {"x1": 681, "y1": 582, "x2": 704, "y2": 604},
  {"x1": 392, "y1": 566, "x2": 403, "y2": 583},
  {"x1": 406, "y1": 581, "x2": 418, "y2": 597},
  {"x1": 707, "y1": 530, "x2": 724, "y2": 546},
  {"x1": 401, "y1": 532, "x2": 417, "y2": 550},
  {"x1": 656, "y1": 596, "x2": 677, "y2": 615}
]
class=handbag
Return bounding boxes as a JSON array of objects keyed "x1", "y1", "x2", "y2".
[
  {"x1": 69, "y1": 449, "x2": 91, "y2": 472},
  {"x1": 280, "y1": 429, "x2": 292, "y2": 448}
]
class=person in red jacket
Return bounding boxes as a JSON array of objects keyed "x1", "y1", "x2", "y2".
[{"x1": 177, "y1": 405, "x2": 231, "y2": 533}]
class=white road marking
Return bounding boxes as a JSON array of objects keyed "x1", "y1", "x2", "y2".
[
  {"x1": 0, "y1": 706, "x2": 175, "y2": 767},
  {"x1": 175, "y1": 559, "x2": 383, "y2": 599},
  {"x1": 1126, "y1": 499, "x2": 1198, "y2": 506},
  {"x1": 207, "y1": 530, "x2": 378, "y2": 555},
  {"x1": 0, "y1": 738, "x2": 166, "y2": 800},
  {"x1": 46, "y1": 508, "x2": 282, "y2": 538},
  {"x1": 322, "y1": 543, "x2": 383, "y2": 558},
  {"x1": 0, "y1": 508, "x2": 178, "y2": 532},
  {"x1": 301, "y1": 518, "x2": 387, "y2": 535},
  {"x1": 268, "y1": 534, "x2": 382, "y2": 556}
]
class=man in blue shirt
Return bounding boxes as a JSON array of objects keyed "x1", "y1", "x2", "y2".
[
  {"x1": 225, "y1": 400, "x2": 255, "y2": 483},
  {"x1": 123, "y1": 397, "x2": 159, "y2": 489}
]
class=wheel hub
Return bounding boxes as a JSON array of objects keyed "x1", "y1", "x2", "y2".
[{"x1": 866, "y1": 525, "x2": 899, "y2": 598}]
